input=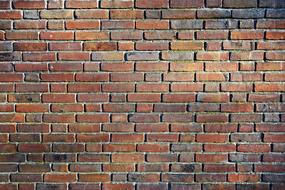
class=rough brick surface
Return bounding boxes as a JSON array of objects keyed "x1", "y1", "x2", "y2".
[{"x1": 0, "y1": 0, "x2": 284, "y2": 189}]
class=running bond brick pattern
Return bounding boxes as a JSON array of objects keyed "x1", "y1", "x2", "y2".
[{"x1": 0, "y1": 0, "x2": 284, "y2": 189}]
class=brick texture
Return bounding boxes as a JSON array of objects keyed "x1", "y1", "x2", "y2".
[{"x1": 0, "y1": 0, "x2": 284, "y2": 189}]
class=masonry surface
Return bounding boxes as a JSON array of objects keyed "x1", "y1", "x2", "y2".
[{"x1": 0, "y1": 0, "x2": 284, "y2": 189}]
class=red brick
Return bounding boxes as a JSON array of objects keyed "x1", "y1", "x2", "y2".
[
  {"x1": 257, "y1": 42, "x2": 285, "y2": 50},
  {"x1": 75, "y1": 10, "x2": 108, "y2": 19},
  {"x1": 136, "y1": 20, "x2": 169, "y2": 30},
  {"x1": 66, "y1": 0, "x2": 97, "y2": 8},
  {"x1": 231, "y1": 51, "x2": 264, "y2": 60},
  {"x1": 196, "y1": 174, "x2": 227, "y2": 182},
  {"x1": 76, "y1": 114, "x2": 109, "y2": 123},
  {"x1": 110, "y1": 73, "x2": 143, "y2": 82},
  {"x1": 129, "y1": 174, "x2": 160, "y2": 182},
  {"x1": 103, "y1": 144, "x2": 135, "y2": 152},
  {"x1": 18, "y1": 144, "x2": 49, "y2": 153},
  {"x1": 231, "y1": 31, "x2": 264, "y2": 39},
  {"x1": 164, "y1": 72, "x2": 194, "y2": 81},
  {"x1": 255, "y1": 83, "x2": 285, "y2": 92},
  {"x1": 40, "y1": 32, "x2": 73, "y2": 40},
  {"x1": 101, "y1": 0, "x2": 133, "y2": 8},
  {"x1": 162, "y1": 94, "x2": 195, "y2": 103},
  {"x1": 197, "y1": 31, "x2": 228, "y2": 39},
  {"x1": 147, "y1": 154, "x2": 177, "y2": 162},
  {"x1": 197, "y1": 134, "x2": 228, "y2": 143},
  {"x1": 163, "y1": 114, "x2": 193, "y2": 122},
  {"x1": 137, "y1": 84, "x2": 169, "y2": 92},
  {"x1": 0, "y1": 144, "x2": 16, "y2": 153},
  {"x1": 77, "y1": 94, "x2": 108, "y2": 102},
  {"x1": 221, "y1": 83, "x2": 252, "y2": 92},
  {"x1": 44, "y1": 174, "x2": 76, "y2": 182},
  {"x1": 266, "y1": 52, "x2": 285, "y2": 60},
  {"x1": 0, "y1": 1, "x2": 10, "y2": 9},
  {"x1": 102, "y1": 20, "x2": 134, "y2": 29},
  {"x1": 112, "y1": 154, "x2": 144, "y2": 163},
  {"x1": 238, "y1": 144, "x2": 270, "y2": 152},
  {"x1": 0, "y1": 11, "x2": 22, "y2": 19},
  {"x1": 11, "y1": 174, "x2": 41, "y2": 182},
  {"x1": 13, "y1": 1, "x2": 45, "y2": 9},
  {"x1": 68, "y1": 84, "x2": 100, "y2": 92},
  {"x1": 6, "y1": 31, "x2": 38, "y2": 40},
  {"x1": 42, "y1": 94, "x2": 75, "y2": 103},
  {"x1": 256, "y1": 62, "x2": 285, "y2": 71},
  {"x1": 77, "y1": 134, "x2": 109, "y2": 142},
  {"x1": 137, "y1": 144, "x2": 169, "y2": 152},
  {"x1": 170, "y1": 62, "x2": 203, "y2": 71},
  {"x1": 16, "y1": 84, "x2": 48, "y2": 93},
  {"x1": 14, "y1": 42, "x2": 47, "y2": 51},
  {"x1": 224, "y1": 0, "x2": 257, "y2": 8},
  {"x1": 111, "y1": 10, "x2": 143, "y2": 19},
  {"x1": 103, "y1": 184, "x2": 134, "y2": 190},
  {"x1": 136, "y1": 62, "x2": 168, "y2": 71},
  {"x1": 144, "y1": 31, "x2": 176, "y2": 40},
  {"x1": 128, "y1": 93, "x2": 161, "y2": 102},
  {"x1": 23, "y1": 52, "x2": 55, "y2": 62},
  {"x1": 14, "y1": 20, "x2": 45, "y2": 29},
  {"x1": 136, "y1": 0, "x2": 168, "y2": 8},
  {"x1": 228, "y1": 174, "x2": 259, "y2": 182},
  {"x1": 204, "y1": 144, "x2": 236, "y2": 152},
  {"x1": 84, "y1": 42, "x2": 117, "y2": 51},
  {"x1": 162, "y1": 10, "x2": 196, "y2": 19},
  {"x1": 0, "y1": 74, "x2": 23, "y2": 82},
  {"x1": 196, "y1": 154, "x2": 228, "y2": 162},
  {"x1": 75, "y1": 31, "x2": 109, "y2": 40},
  {"x1": 171, "y1": 41, "x2": 203, "y2": 50},
  {"x1": 43, "y1": 114, "x2": 75, "y2": 123},
  {"x1": 129, "y1": 114, "x2": 160, "y2": 123},
  {"x1": 266, "y1": 31, "x2": 285, "y2": 39},
  {"x1": 49, "y1": 42, "x2": 81, "y2": 51},
  {"x1": 196, "y1": 73, "x2": 226, "y2": 81},
  {"x1": 170, "y1": 0, "x2": 204, "y2": 8},
  {"x1": 53, "y1": 144, "x2": 84, "y2": 152},
  {"x1": 198, "y1": 93, "x2": 229, "y2": 102},
  {"x1": 66, "y1": 20, "x2": 99, "y2": 30},
  {"x1": 40, "y1": 10, "x2": 73, "y2": 18},
  {"x1": 221, "y1": 104, "x2": 254, "y2": 112},
  {"x1": 255, "y1": 164, "x2": 285, "y2": 172},
  {"x1": 58, "y1": 52, "x2": 90, "y2": 61},
  {"x1": 197, "y1": 114, "x2": 228, "y2": 123},
  {"x1": 197, "y1": 52, "x2": 229, "y2": 60},
  {"x1": 102, "y1": 83, "x2": 134, "y2": 92},
  {"x1": 264, "y1": 134, "x2": 285, "y2": 142},
  {"x1": 257, "y1": 20, "x2": 285, "y2": 29},
  {"x1": 16, "y1": 104, "x2": 48, "y2": 113}
]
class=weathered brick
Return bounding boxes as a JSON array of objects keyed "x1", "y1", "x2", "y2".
[
  {"x1": 171, "y1": 20, "x2": 203, "y2": 29},
  {"x1": 197, "y1": 9, "x2": 231, "y2": 18},
  {"x1": 40, "y1": 10, "x2": 73, "y2": 19},
  {"x1": 126, "y1": 52, "x2": 159, "y2": 61},
  {"x1": 170, "y1": 0, "x2": 204, "y2": 8},
  {"x1": 66, "y1": 0, "x2": 97, "y2": 8},
  {"x1": 136, "y1": 0, "x2": 168, "y2": 8},
  {"x1": 75, "y1": 10, "x2": 108, "y2": 19},
  {"x1": 224, "y1": 0, "x2": 257, "y2": 8},
  {"x1": 92, "y1": 52, "x2": 124, "y2": 61}
]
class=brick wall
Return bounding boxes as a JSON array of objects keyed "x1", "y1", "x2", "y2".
[{"x1": 0, "y1": 0, "x2": 284, "y2": 189}]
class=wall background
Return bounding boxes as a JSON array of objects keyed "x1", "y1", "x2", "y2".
[{"x1": 0, "y1": 0, "x2": 284, "y2": 189}]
